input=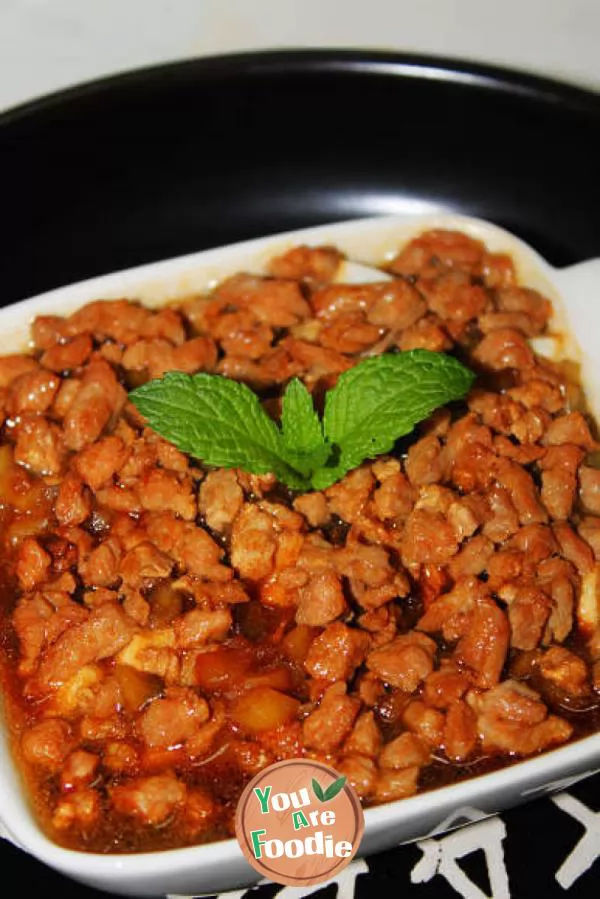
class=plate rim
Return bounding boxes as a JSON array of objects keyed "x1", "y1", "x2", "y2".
[{"x1": 1, "y1": 48, "x2": 599, "y2": 126}]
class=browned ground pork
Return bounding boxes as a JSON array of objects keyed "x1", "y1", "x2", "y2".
[{"x1": 0, "y1": 228, "x2": 598, "y2": 853}]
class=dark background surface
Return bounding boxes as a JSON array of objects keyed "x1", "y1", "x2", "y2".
[{"x1": 0, "y1": 50, "x2": 599, "y2": 898}]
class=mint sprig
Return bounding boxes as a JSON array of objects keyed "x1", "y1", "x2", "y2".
[
  {"x1": 128, "y1": 371, "x2": 308, "y2": 490},
  {"x1": 280, "y1": 378, "x2": 330, "y2": 477},
  {"x1": 313, "y1": 351, "x2": 474, "y2": 489},
  {"x1": 129, "y1": 349, "x2": 474, "y2": 491}
]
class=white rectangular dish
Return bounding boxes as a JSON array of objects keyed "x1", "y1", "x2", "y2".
[{"x1": 0, "y1": 212, "x2": 599, "y2": 897}]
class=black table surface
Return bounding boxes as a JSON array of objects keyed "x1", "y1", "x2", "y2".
[{"x1": 1, "y1": 49, "x2": 599, "y2": 899}]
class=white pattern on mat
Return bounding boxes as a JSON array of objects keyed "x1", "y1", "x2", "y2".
[
  {"x1": 411, "y1": 817, "x2": 510, "y2": 899},
  {"x1": 552, "y1": 793, "x2": 600, "y2": 890}
]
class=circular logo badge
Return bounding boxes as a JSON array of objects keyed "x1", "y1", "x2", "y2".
[{"x1": 235, "y1": 759, "x2": 365, "y2": 887}]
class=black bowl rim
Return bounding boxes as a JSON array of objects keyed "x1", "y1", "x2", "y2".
[{"x1": 1, "y1": 48, "x2": 599, "y2": 128}]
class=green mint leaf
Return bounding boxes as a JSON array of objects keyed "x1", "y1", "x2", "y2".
[
  {"x1": 311, "y1": 778, "x2": 326, "y2": 802},
  {"x1": 313, "y1": 350, "x2": 474, "y2": 489},
  {"x1": 323, "y1": 775, "x2": 347, "y2": 802},
  {"x1": 281, "y1": 378, "x2": 324, "y2": 455},
  {"x1": 280, "y1": 378, "x2": 330, "y2": 476},
  {"x1": 129, "y1": 351, "x2": 473, "y2": 494},
  {"x1": 129, "y1": 371, "x2": 310, "y2": 490}
]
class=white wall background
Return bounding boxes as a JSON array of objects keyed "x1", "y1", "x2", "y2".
[{"x1": 2, "y1": 0, "x2": 599, "y2": 112}]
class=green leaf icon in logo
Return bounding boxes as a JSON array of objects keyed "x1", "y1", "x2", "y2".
[
  {"x1": 312, "y1": 775, "x2": 347, "y2": 802},
  {"x1": 311, "y1": 778, "x2": 325, "y2": 802},
  {"x1": 323, "y1": 776, "x2": 347, "y2": 801}
]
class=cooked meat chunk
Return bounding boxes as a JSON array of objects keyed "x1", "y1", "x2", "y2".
[
  {"x1": 21, "y1": 719, "x2": 73, "y2": 771},
  {"x1": 337, "y1": 754, "x2": 378, "y2": 799},
  {"x1": 198, "y1": 469, "x2": 244, "y2": 533},
  {"x1": 379, "y1": 732, "x2": 430, "y2": 769},
  {"x1": 52, "y1": 790, "x2": 100, "y2": 831},
  {"x1": 110, "y1": 773, "x2": 187, "y2": 825},
  {"x1": 580, "y1": 466, "x2": 600, "y2": 515},
  {"x1": 303, "y1": 684, "x2": 360, "y2": 753},
  {"x1": 8, "y1": 369, "x2": 60, "y2": 415},
  {"x1": 295, "y1": 570, "x2": 346, "y2": 626},
  {"x1": 137, "y1": 689, "x2": 210, "y2": 749},
  {"x1": 16, "y1": 538, "x2": 51, "y2": 592},
  {"x1": 304, "y1": 622, "x2": 369, "y2": 681},
  {"x1": 27, "y1": 605, "x2": 137, "y2": 695},
  {"x1": 367, "y1": 633, "x2": 437, "y2": 692},
  {"x1": 469, "y1": 680, "x2": 572, "y2": 755},
  {"x1": 538, "y1": 646, "x2": 588, "y2": 697}
]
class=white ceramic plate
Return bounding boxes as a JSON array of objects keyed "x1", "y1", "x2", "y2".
[{"x1": 1, "y1": 213, "x2": 599, "y2": 897}]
